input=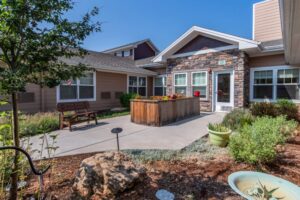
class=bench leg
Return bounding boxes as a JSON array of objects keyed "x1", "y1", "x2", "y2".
[{"x1": 94, "y1": 115, "x2": 98, "y2": 125}]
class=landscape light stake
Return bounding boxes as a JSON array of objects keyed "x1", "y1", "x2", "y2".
[
  {"x1": 111, "y1": 128, "x2": 123, "y2": 151},
  {"x1": 0, "y1": 146, "x2": 50, "y2": 200}
]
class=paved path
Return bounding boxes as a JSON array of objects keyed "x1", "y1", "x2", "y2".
[{"x1": 26, "y1": 112, "x2": 225, "y2": 159}]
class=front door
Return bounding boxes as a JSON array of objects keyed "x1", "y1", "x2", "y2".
[{"x1": 214, "y1": 70, "x2": 234, "y2": 112}]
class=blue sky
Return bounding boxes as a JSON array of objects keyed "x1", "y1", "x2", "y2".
[{"x1": 68, "y1": 0, "x2": 262, "y2": 52}]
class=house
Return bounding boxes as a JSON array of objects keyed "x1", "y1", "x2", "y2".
[
  {"x1": 147, "y1": 0, "x2": 300, "y2": 112},
  {"x1": 1, "y1": 0, "x2": 299, "y2": 113}
]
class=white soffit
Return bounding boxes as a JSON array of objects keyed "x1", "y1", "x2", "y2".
[{"x1": 153, "y1": 26, "x2": 259, "y2": 62}]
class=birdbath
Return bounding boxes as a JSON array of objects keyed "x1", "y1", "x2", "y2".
[{"x1": 228, "y1": 171, "x2": 300, "y2": 200}]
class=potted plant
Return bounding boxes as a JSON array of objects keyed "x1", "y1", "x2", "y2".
[{"x1": 208, "y1": 123, "x2": 231, "y2": 147}]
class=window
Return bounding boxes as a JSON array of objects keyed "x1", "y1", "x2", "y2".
[
  {"x1": 253, "y1": 70, "x2": 273, "y2": 99},
  {"x1": 115, "y1": 51, "x2": 122, "y2": 57},
  {"x1": 58, "y1": 72, "x2": 95, "y2": 101},
  {"x1": 154, "y1": 76, "x2": 167, "y2": 96},
  {"x1": 128, "y1": 76, "x2": 147, "y2": 96},
  {"x1": 123, "y1": 50, "x2": 131, "y2": 57},
  {"x1": 174, "y1": 73, "x2": 187, "y2": 96},
  {"x1": 251, "y1": 66, "x2": 300, "y2": 101},
  {"x1": 277, "y1": 69, "x2": 299, "y2": 99},
  {"x1": 192, "y1": 72, "x2": 207, "y2": 99}
]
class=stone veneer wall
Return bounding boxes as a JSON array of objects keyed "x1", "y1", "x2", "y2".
[{"x1": 166, "y1": 49, "x2": 249, "y2": 112}]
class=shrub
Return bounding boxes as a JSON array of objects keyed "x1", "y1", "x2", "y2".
[
  {"x1": 229, "y1": 116, "x2": 297, "y2": 165},
  {"x1": 208, "y1": 123, "x2": 230, "y2": 132},
  {"x1": 222, "y1": 109, "x2": 254, "y2": 131},
  {"x1": 119, "y1": 93, "x2": 139, "y2": 108},
  {"x1": 276, "y1": 99, "x2": 298, "y2": 121},
  {"x1": 250, "y1": 102, "x2": 277, "y2": 117},
  {"x1": 19, "y1": 112, "x2": 59, "y2": 137}
]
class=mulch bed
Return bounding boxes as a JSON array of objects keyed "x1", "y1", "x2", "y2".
[{"x1": 23, "y1": 137, "x2": 300, "y2": 200}]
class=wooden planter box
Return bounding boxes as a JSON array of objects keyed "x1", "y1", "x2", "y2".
[{"x1": 130, "y1": 97, "x2": 200, "y2": 126}]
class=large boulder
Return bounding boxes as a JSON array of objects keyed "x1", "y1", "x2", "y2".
[{"x1": 72, "y1": 152, "x2": 145, "y2": 199}]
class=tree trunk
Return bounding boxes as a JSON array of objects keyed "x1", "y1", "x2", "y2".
[{"x1": 9, "y1": 92, "x2": 20, "y2": 200}]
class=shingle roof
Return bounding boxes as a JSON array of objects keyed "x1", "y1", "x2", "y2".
[
  {"x1": 135, "y1": 56, "x2": 164, "y2": 68},
  {"x1": 61, "y1": 50, "x2": 157, "y2": 75},
  {"x1": 102, "y1": 39, "x2": 159, "y2": 53}
]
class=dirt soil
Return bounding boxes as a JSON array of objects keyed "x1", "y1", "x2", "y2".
[{"x1": 22, "y1": 137, "x2": 300, "y2": 200}]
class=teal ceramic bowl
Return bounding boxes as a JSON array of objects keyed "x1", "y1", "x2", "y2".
[{"x1": 228, "y1": 171, "x2": 300, "y2": 200}]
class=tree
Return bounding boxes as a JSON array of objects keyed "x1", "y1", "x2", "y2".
[{"x1": 0, "y1": 1, "x2": 100, "y2": 199}]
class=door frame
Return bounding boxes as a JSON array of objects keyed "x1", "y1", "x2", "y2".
[{"x1": 212, "y1": 69, "x2": 235, "y2": 112}]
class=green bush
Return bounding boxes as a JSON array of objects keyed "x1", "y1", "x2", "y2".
[
  {"x1": 222, "y1": 109, "x2": 254, "y2": 131},
  {"x1": 208, "y1": 123, "x2": 230, "y2": 132},
  {"x1": 19, "y1": 112, "x2": 59, "y2": 137},
  {"x1": 229, "y1": 116, "x2": 297, "y2": 165},
  {"x1": 250, "y1": 100, "x2": 299, "y2": 121},
  {"x1": 250, "y1": 102, "x2": 277, "y2": 117},
  {"x1": 119, "y1": 93, "x2": 139, "y2": 108},
  {"x1": 276, "y1": 99, "x2": 298, "y2": 121}
]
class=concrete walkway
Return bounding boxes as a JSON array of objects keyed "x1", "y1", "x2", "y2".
[{"x1": 26, "y1": 112, "x2": 225, "y2": 158}]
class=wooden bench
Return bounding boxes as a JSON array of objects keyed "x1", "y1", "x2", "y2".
[{"x1": 57, "y1": 101, "x2": 98, "y2": 131}]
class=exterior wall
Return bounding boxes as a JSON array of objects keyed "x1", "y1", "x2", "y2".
[
  {"x1": 249, "y1": 54, "x2": 286, "y2": 67},
  {"x1": 88, "y1": 72, "x2": 127, "y2": 111},
  {"x1": 253, "y1": 0, "x2": 282, "y2": 41},
  {"x1": 148, "y1": 67, "x2": 167, "y2": 75},
  {"x1": 166, "y1": 49, "x2": 248, "y2": 112},
  {"x1": 134, "y1": 42, "x2": 156, "y2": 60},
  {"x1": 0, "y1": 71, "x2": 129, "y2": 113},
  {"x1": 175, "y1": 35, "x2": 231, "y2": 54},
  {"x1": 147, "y1": 77, "x2": 154, "y2": 97}
]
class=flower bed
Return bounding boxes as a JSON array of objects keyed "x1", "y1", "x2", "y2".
[{"x1": 130, "y1": 96, "x2": 200, "y2": 126}]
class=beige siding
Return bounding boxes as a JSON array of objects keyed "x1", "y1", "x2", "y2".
[
  {"x1": 88, "y1": 72, "x2": 127, "y2": 111},
  {"x1": 151, "y1": 67, "x2": 167, "y2": 75},
  {"x1": 0, "y1": 72, "x2": 129, "y2": 113},
  {"x1": 249, "y1": 54, "x2": 286, "y2": 67},
  {"x1": 253, "y1": 0, "x2": 282, "y2": 41}
]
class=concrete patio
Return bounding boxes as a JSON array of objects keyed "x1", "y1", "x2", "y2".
[{"x1": 27, "y1": 112, "x2": 225, "y2": 159}]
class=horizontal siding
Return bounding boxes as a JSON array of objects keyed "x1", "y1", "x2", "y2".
[
  {"x1": 0, "y1": 72, "x2": 128, "y2": 113},
  {"x1": 254, "y1": 0, "x2": 282, "y2": 42},
  {"x1": 89, "y1": 72, "x2": 127, "y2": 111},
  {"x1": 249, "y1": 54, "x2": 285, "y2": 68}
]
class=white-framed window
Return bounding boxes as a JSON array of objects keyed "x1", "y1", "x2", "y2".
[
  {"x1": 123, "y1": 50, "x2": 131, "y2": 57},
  {"x1": 115, "y1": 51, "x2": 122, "y2": 57},
  {"x1": 128, "y1": 76, "x2": 147, "y2": 96},
  {"x1": 253, "y1": 70, "x2": 273, "y2": 99},
  {"x1": 154, "y1": 76, "x2": 167, "y2": 96},
  {"x1": 174, "y1": 73, "x2": 187, "y2": 96},
  {"x1": 192, "y1": 71, "x2": 208, "y2": 99},
  {"x1": 250, "y1": 66, "x2": 300, "y2": 102},
  {"x1": 57, "y1": 72, "x2": 96, "y2": 102}
]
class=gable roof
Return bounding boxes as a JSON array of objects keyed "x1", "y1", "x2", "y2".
[
  {"x1": 134, "y1": 56, "x2": 164, "y2": 68},
  {"x1": 102, "y1": 39, "x2": 159, "y2": 54},
  {"x1": 153, "y1": 26, "x2": 260, "y2": 62},
  {"x1": 61, "y1": 50, "x2": 157, "y2": 76}
]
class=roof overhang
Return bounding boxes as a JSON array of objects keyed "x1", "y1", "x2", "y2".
[
  {"x1": 103, "y1": 39, "x2": 160, "y2": 54},
  {"x1": 279, "y1": 0, "x2": 300, "y2": 64},
  {"x1": 153, "y1": 26, "x2": 259, "y2": 63}
]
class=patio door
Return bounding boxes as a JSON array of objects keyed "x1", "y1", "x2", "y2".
[{"x1": 214, "y1": 70, "x2": 234, "y2": 112}]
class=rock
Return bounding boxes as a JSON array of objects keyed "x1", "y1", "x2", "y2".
[{"x1": 72, "y1": 152, "x2": 145, "y2": 199}]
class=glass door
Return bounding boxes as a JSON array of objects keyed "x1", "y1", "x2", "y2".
[{"x1": 214, "y1": 70, "x2": 234, "y2": 112}]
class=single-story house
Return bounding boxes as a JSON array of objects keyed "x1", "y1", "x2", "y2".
[{"x1": 1, "y1": 0, "x2": 299, "y2": 113}]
